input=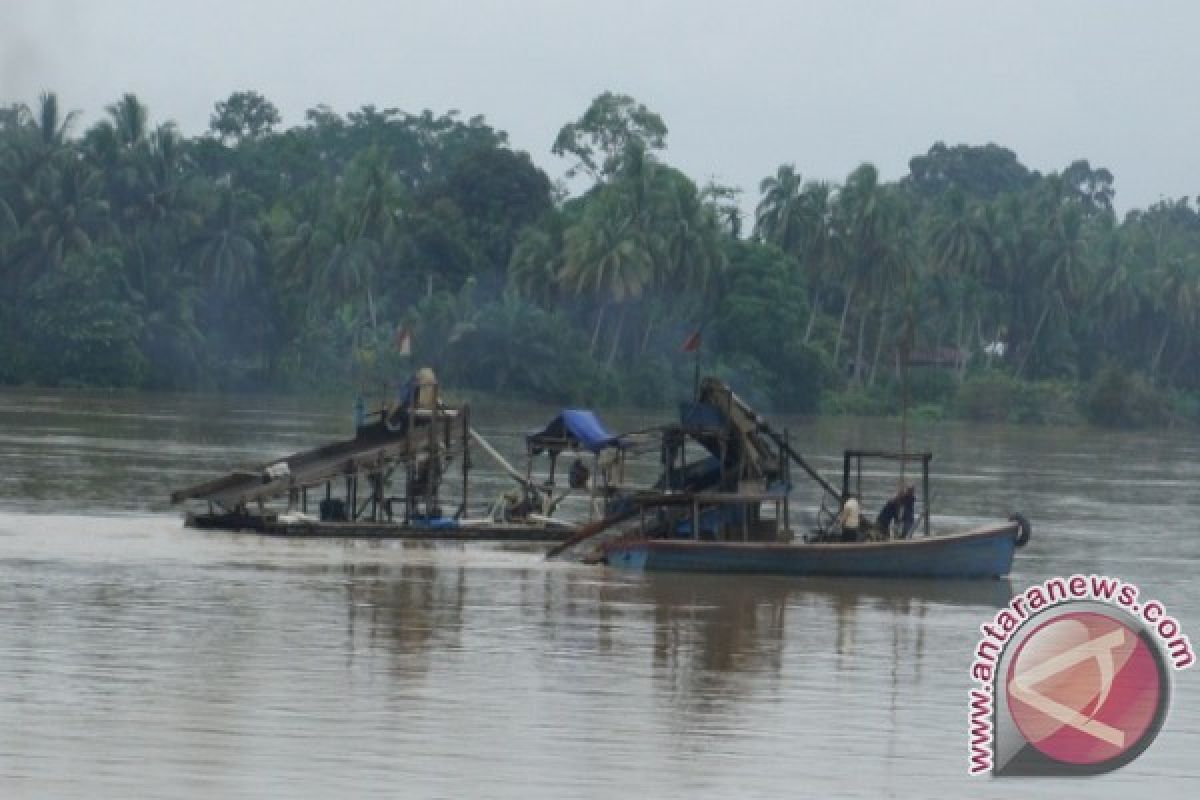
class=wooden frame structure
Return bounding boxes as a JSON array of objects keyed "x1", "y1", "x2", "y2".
[{"x1": 840, "y1": 449, "x2": 932, "y2": 538}]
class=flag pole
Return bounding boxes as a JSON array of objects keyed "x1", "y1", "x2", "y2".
[{"x1": 682, "y1": 327, "x2": 703, "y2": 400}]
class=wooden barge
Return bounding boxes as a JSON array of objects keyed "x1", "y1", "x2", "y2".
[
  {"x1": 553, "y1": 377, "x2": 1031, "y2": 578},
  {"x1": 184, "y1": 511, "x2": 573, "y2": 541},
  {"x1": 172, "y1": 369, "x2": 605, "y2": 541},
  {"x1": 602, "y1": 514, "x2": 1021, "y2": 578}
]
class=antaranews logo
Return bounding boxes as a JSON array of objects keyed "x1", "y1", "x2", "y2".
[{"x1": 967, "y1": 575, "x2": 1193, "y2": 776}]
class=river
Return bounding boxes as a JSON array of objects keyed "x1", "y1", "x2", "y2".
[{"x1": 0, "y1": 388, "x2": 1196, "y2": 798}]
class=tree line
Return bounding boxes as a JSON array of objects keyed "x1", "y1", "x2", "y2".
[{"x1": 1, "y1": 89, "x2": 1196, "y2": 427}]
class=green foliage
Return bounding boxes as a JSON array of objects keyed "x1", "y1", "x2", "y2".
[
  {"x1": 1167, "y1": 391, "x2": 1200, "y2": 426},
  {"x1": 0, "y1": 88, "x2": 1198, "y2": 430},
  {"x1": 954, "y1": 371, "x2": 1021, "y2": 422},
  {"x1": 1011, "y1": 381, "x2": 1079, "y2": 425},
  {"x1": 618, "y1": 355, "x2": 689, "y2": 409},
  {"x1": 17, "y1": 252, "x2": 146, "y2": 387},
  {"x1": 715, "y1": 241, "x2": 805, "y2": 353},
  {"x1": 210, "y1": 91, "x2": 281, "y2": 143},
  {"x1": 713, "y1": 241, "x2": 830, "y2": 411},
  {"x1": 907, "y1": 367, "x2": 957, "y2": 406},
  {"x1": 552, "y1": 92, "x2": 668, "y2": 181},
  {"x1": 954, "y1": 372, "x2": 1079, "y2": 425},
  {"x1": 906, "y1": 142, "x2": 1035, "y2": 201},
  {"x1": 441, "y1": 294, "x2": 605, "y2": 405},
  {"x1": 775, "y1": 341, "x2": 836, "y2": 412},
  {"x1": 820, "y1": 385, "x2": 899, "y2": 417},
  {"x1": 1083, "y1": 366, "x2": 1169, "y2": 429},
  {"x1": 912, "y1": 403, "x2": 946, "y2": 421}
]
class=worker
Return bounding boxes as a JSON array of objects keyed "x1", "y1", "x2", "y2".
[
  {"x1": 838, "y1": 493, "x2": 862, "y2": 543},
  {"x1": 876, "y1": 492, "x2": 901, "y2": 540},
  {"x1": 899, "y1": 486, "x2": 917, "y2": 538},
  {"x1": 569, "y1": 457, "x2": 590, "y2": 489}
]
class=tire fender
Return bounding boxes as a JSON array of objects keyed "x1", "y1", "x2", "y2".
[{"x1": 1009, "y1": 512, "x2": 1032, "y2": 547}]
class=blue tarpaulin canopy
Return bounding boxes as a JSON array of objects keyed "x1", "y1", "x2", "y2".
[{"x1": 527, "y1": 410, "x2": 625, "y2": 454}]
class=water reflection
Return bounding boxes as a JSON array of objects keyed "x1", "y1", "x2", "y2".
[
  {"x1": 330, "y1": 554, "x2": 1015, "y2": 726},
  {"x1": 342, "y1": 560, "x2": 468, "y2": 679},
  {"x1": 638, "y1": 574, "x2": 1011, "y2": 708},
  {"x1": 2, "y1": 387, "x2": 1198, "y2": 799}
]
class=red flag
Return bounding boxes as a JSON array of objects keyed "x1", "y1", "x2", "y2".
[
  {"x1": 394, "y1": 325, "x2": 412, "y2": 356},
  {"x1": 681, "y1": 330, "x2": 701, "y2": 353}
]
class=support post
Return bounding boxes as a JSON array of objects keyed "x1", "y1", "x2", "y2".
[
  {"x1": 842, "y1": 452, "x2": 851, "y2": 500},
  {"x1": 923, "y1": 454, "x2": 931, "y2": 538},
  {"x1": 370, "y1": 471, "x2": 379, "y2": 522},
  {"x1": 427, "y1": 385, "x2": 438, "y2": 517},
  {"x1": 404, "y1": 459, "x2": 413, "y2": 524},
  {"x1": 461, "y1": 404, "x2": 470, "y2": 519},
  {"x1": 782, "y1": 429, "x2": 791, "y2": 539}
]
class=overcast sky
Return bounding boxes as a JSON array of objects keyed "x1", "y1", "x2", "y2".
[{"x1": 4, "y1": 1, "x2": 1197, "y2": 214}]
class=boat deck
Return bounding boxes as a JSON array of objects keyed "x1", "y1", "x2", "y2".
[
  {"x1": 185, "y1": 511, "x2": 574, "y2": 541},
  {"x1": 170, "y1": 410, "x2": 459, "y2": 510}
]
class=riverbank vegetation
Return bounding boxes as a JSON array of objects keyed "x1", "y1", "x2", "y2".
[{"x1": 1, "y1": 90, "x2": 1197, "y2": 429}]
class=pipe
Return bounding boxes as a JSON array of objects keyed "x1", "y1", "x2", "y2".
[{"x1": 468, "y1": 427, "x2": 531, "y2": 488}]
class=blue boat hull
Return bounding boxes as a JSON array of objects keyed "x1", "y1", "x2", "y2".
[{"x1": 603, "y1": 522, "x2": 1019, "y2": 579}]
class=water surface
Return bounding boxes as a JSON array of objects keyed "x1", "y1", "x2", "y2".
[{"x1": 0, "y1": 388, "x2": 1196, "y2": 798}]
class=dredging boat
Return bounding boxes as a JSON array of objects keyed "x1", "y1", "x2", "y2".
[
  {"x1": 171, "y1": 368, "x2": 628, "y2": 541},
  {"x1": 548, "y1": 377, "x2": 1031, "y2": 578}
]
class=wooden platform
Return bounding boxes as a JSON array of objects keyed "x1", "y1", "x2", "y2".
[
  {"x1": 169, "y1": 410, "x2": 460, "y2": 510},
  {"x1": 185, "y1": 511, "x2": 575, "y2": 541}
]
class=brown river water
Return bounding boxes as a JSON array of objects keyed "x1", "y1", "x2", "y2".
[{"x1": 0, "y1": 388, "x2": 1196, "y2": 798}]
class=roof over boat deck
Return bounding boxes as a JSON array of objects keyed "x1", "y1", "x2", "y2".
[{"x1": 527, "y1": 409, "x2": 626, "y2": 455}]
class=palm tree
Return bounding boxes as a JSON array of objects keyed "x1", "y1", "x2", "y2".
[
  {"x1": 141, "y1": 124, "x2": 199, "y2": 227},
  {"x1": 756, "y1": 170, "x2": 835, "y2": 342},
  {"x1": 560, "y1": 195, "x2": 653, "y2": 362},
  {"x1": 122, "y1": 244, "x2": 205, "y2": 388},
  {"x1": 344, "y1": 147, "x2": 401, "y2": 243},
  {"x1": 3, "y1": 93, "x2": 79, "y2": 216},
  {"x1": 1150, "y1": 253, "x2": 1200, "y2": 382},
  {"x1": 1082, "y1": 214, "x2": 1143, "y2": 365},
  {"x1": 755, "y1": 164, "x2": 805, "y2": 252},
  {"x1": 0, "y1": 190, "x2": 16, "y2": 247},
  {"x1": 867, "y1": 196, "x2": 918, "y2": 386},
  {"x1": 508, "y1": 225, "x2": 562, "y2": 305},
  {"x1": 832, "y1": 164, "x2": 892, "y2": 379},
  {"x1": 105, "y1": 93, "x2": 149, "y2": 151},
  {"x1": 988, "y1": 192, "x2": 1039, "y2": 366},
  {"x1": 193, "y1": 187, "x2": 261, "y2": 294},
  {"x1": 929, "y1": 190, "x2": 991, "y2": 379},
  {"x1": 660, "y1": 173, "x2": 726, "y2": 295},
  {"x1": 25, "y1": 158, "x2": 110, "y2": 277},
  {"x1": 794, "y1": 181, "x2": 835, "y2": 343},
  {"x1": 276, "y1": 213, "x2": 333, "y2": 305},
  {"x1": 317, "y1": 224, "x2": 381, "y2": 330},
  {"x1": 29, "y1": 91, "x2": 79, "y2": 152},
  {"x1": 1017, "y1": 203, "x2": 1089, "y2": 377}
]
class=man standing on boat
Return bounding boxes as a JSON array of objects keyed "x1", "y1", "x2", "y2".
[
  {"x1": 876, "y1": 492, "x2": 900, "y2": 539},
  {"x1": 838, "y1": 494, "x2": 862, "y2": 542},
  {"x1": 899, "y1": 486, "x2": 917, "y2": 538}
]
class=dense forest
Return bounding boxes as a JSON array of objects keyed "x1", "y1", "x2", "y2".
[{"x1": 2, "y1": 89, "x2": 1198, "y2": 428}]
